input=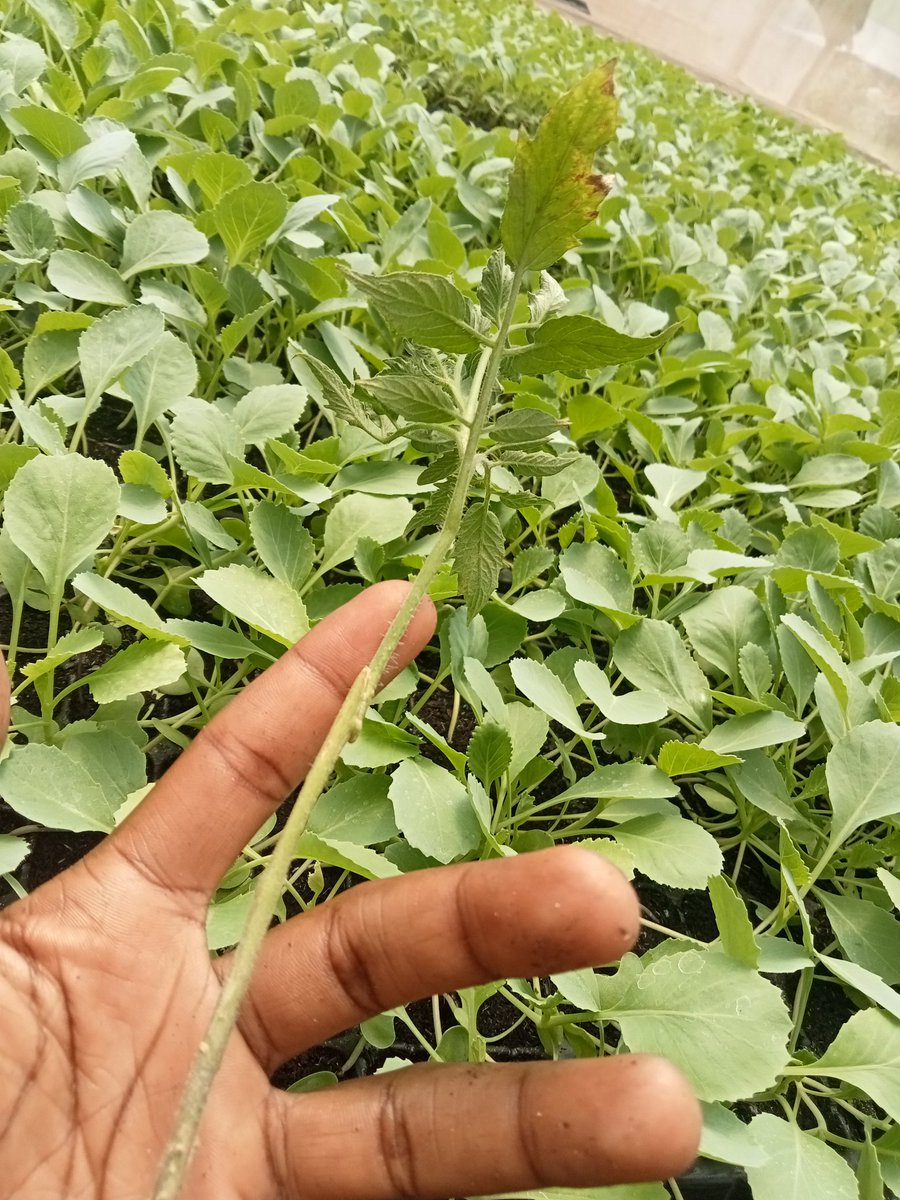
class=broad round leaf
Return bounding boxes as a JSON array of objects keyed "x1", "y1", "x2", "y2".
[{"x1": 4, "y1": 454, "x2": 119, "y2": 598}]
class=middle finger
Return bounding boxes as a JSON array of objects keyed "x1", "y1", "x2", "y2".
[{"x1": 223, "y1": 846, "x2": 640, "y2": 1071}]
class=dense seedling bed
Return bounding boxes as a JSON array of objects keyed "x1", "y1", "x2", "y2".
[{"x1": 1, "y1": 0, "x2": 900, "y2": 1196}]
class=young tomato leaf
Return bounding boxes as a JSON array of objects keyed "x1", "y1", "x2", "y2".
[
  {"x1": 468, "y1": 722, "x2": 512, "y2": 787},
  {"x1": 500, "y1": 60, "x2": 616, "y2": 272},
  {"x1": 477, "y1": 248, "x2": 515, "y2": 324},
  {"x1": 345, "y1": 270, "x2": 482, "y2": 353},
  {"x1": 358, "y1": 374, "x2": 459, "y2": 425},
  {"x1": 454, "y1": 501, "x2": 505, "y2": 616},
  {"x1": 515, "y1": 314, "x2": 673, "y2": 375}
]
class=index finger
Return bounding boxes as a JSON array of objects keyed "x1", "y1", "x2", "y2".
[{"x1": 99, "y1": 582, "x2": 436, "y2": 901}]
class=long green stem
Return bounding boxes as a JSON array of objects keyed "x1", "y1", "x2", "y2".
[
  {"x1": 152, "y1": 265, "x2": 525, "y2": 1199},
  {"x1": 152, "y1": 668, "x2": 370, "y2": 1200}
]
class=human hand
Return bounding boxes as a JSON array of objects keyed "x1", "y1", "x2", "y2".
[{"x1": 0, "y1": 582, "x2": 699, "y2": 1199}]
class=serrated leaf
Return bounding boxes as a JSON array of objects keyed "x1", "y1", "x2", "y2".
[
  {"x1": 359, "y1": 374, "x2": 458, "y2": 424},
  {"x1": 807, "y1": 1009, "x2": 900, "y2": 1124},
  {"x1": 10, "y1": 104, "x2": 87, "y2": 158},
  {"x1": 47, "y1": 249, "x2": 132, "y2": 305},
  {"x1": 214, "y1": 180, "x2": 287, "y2": 265},
  {"x1": 192, "y1": 150, "x2": 253, "y2": 206},
  {"x1": 197, "y1": 564, "x2": 308, "y2": 647},
  {"x1": 645, "y1": 463, "x2": 706, "y2": 508},
  {"x1": 509, "y1": 657, "x2": 603, "y2": 740},
  {"x1": 61, "y1": 729, "x2": 147, "y2": 809},
  {"x1": 118, "y1": 450, "x2": 171, "y2": 498},
  {"x1": 598, "y1": 947, "x2": 791, "y2": 1102},
  {"x1": 826, "y1": 721, "x2": 900, "y2": 851},
  {"x1": 308, "y1": 774, "x2": 397, "y2": 846},
  {"x1": 491, "y1": 407, "x2": 561, "y2": 447},
  {"x1": 0, "y1": 743, "x2": 114, "y2": 833},
  {"x1": 745, "y1": 1114, "x2": 857, "y2": 1200},
  {"x1": 516, "y1": 314, "x2": 672, "y2": 374},
  {"x1": 818, "y1": 892, "x2": 900, "y2": 986},
  {"x1": 86, "y1": 640, "x2": 186, "y2": 703},
  {"x1": 249, "y1": 501, "x2": 314, "y2": 592},
  {"x1": 700, "y1": 711, "x2": 806, "y2": 755},
  {"x1": 169, "y1": 398, "x2": 243, "y2": 484},
  {"x1": 78, "y1": 304, "x2": 165, "y2": 405},
  {"x1": 5, "y1": 198, "x2": 57, "y2": 260},
  {"x1": 165, "y1": 620, "x2": 262, "y2": 660},
  {"x1": 658, "y1": 742, "x2": 741, "y2": 775},
  {"x1": 74, "y1": 572, "x2": 187, "y2": 643},
  {"x1": 727, "y1": 752, "x2": 804, "y2": 826},
  {"x1": 4, "y1": 454, "x2": 119, "y2": 599},
  {"x1": 468, "y1": 722, "x2": 512, "y2": 786},
  {"x1": 500, "y1": 61, "x2": 616, "y2": 272},
  {"x1": 120, "y1": 211, "x2": 209, "y2": 278},
  {"x1": 347, "y1": 270, "x2": 481, "y2": 353},
  {"x1": 0, "y1": 37, "x2": 47, "y2": 94},
  {"x1": 231, "y1": 384, "x2": 308, "y2": 446},
  {"x1": 454, "y1": 502, "x2": 504, "y2": 616},
  {"x1": 819, "y1": 955, "x2": 900, "y2": 1022},
  {"x1": 611, "y1": 808, "x2": 722, "y2": 889},
  {"x1": 58, "y1": 129, "x2": 136, "y2": 192},
  {"x1": 388, "y1": 757, "x2": 481, "y2": 863},
  {"x1": 575, "y1": 661, "x2": 668, "y2": 725},
  {"x1": 0, "y1": 835, "x2": 29, "y2": 875},
  {"x1": 554, "y1": 763, "x2": 678, "y2": 805},
  {"x1": 219, "y1": 303, "x2": 273, "y2": 359},
  {"x1": 559, "y1": 541, "x2": 634, "y2": 617},
  {"x1": 18, "y1": 627, "x2": 103, "y2": 684},
  {"x1": 739, "y1": 643, "x2": 773, "y2": 697},
  {"x1": 613, "y1": 619, "x2": 711, "y2": 730},
  {"x1": 477, "y1": 248, "x2": 515, "y2": 324},
  {"x1": 699, "y1": 1102, "x2": 769, "y2": 1169},
  {"x1": 321, "y1": 494, "x2": 413, "y2": 571},
  {"x1": 121, "y1": 331, "x2": 198, "y2": 443},
  {"x1": 709, "y1": 874, "x2": 759, "y2": 968}
]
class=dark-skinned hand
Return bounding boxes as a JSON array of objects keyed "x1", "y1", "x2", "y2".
[{"x1": 0, "y1": 582, "x2": 700, "y2": 1199}]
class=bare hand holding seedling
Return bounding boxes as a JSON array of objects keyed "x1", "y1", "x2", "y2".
[{"x1": 0, "y1": 583, "x2": 698, "y2": 1199}]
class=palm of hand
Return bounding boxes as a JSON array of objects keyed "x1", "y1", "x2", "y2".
[{"x1": 0, "y1": 585, "x2": 698, "y2": 1200}]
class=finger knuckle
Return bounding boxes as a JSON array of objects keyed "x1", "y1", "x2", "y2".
[{"x1": 375, "y1": 1073, "x2": 421, "y2": 1200}]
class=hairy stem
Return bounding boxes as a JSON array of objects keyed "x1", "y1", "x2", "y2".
[
  {"x1": 152, "y1": 263, "x2": 525, "y2": 1199},
  {"x1": 152, "y1": 668, "x2": 370, "y2": 1200}
]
